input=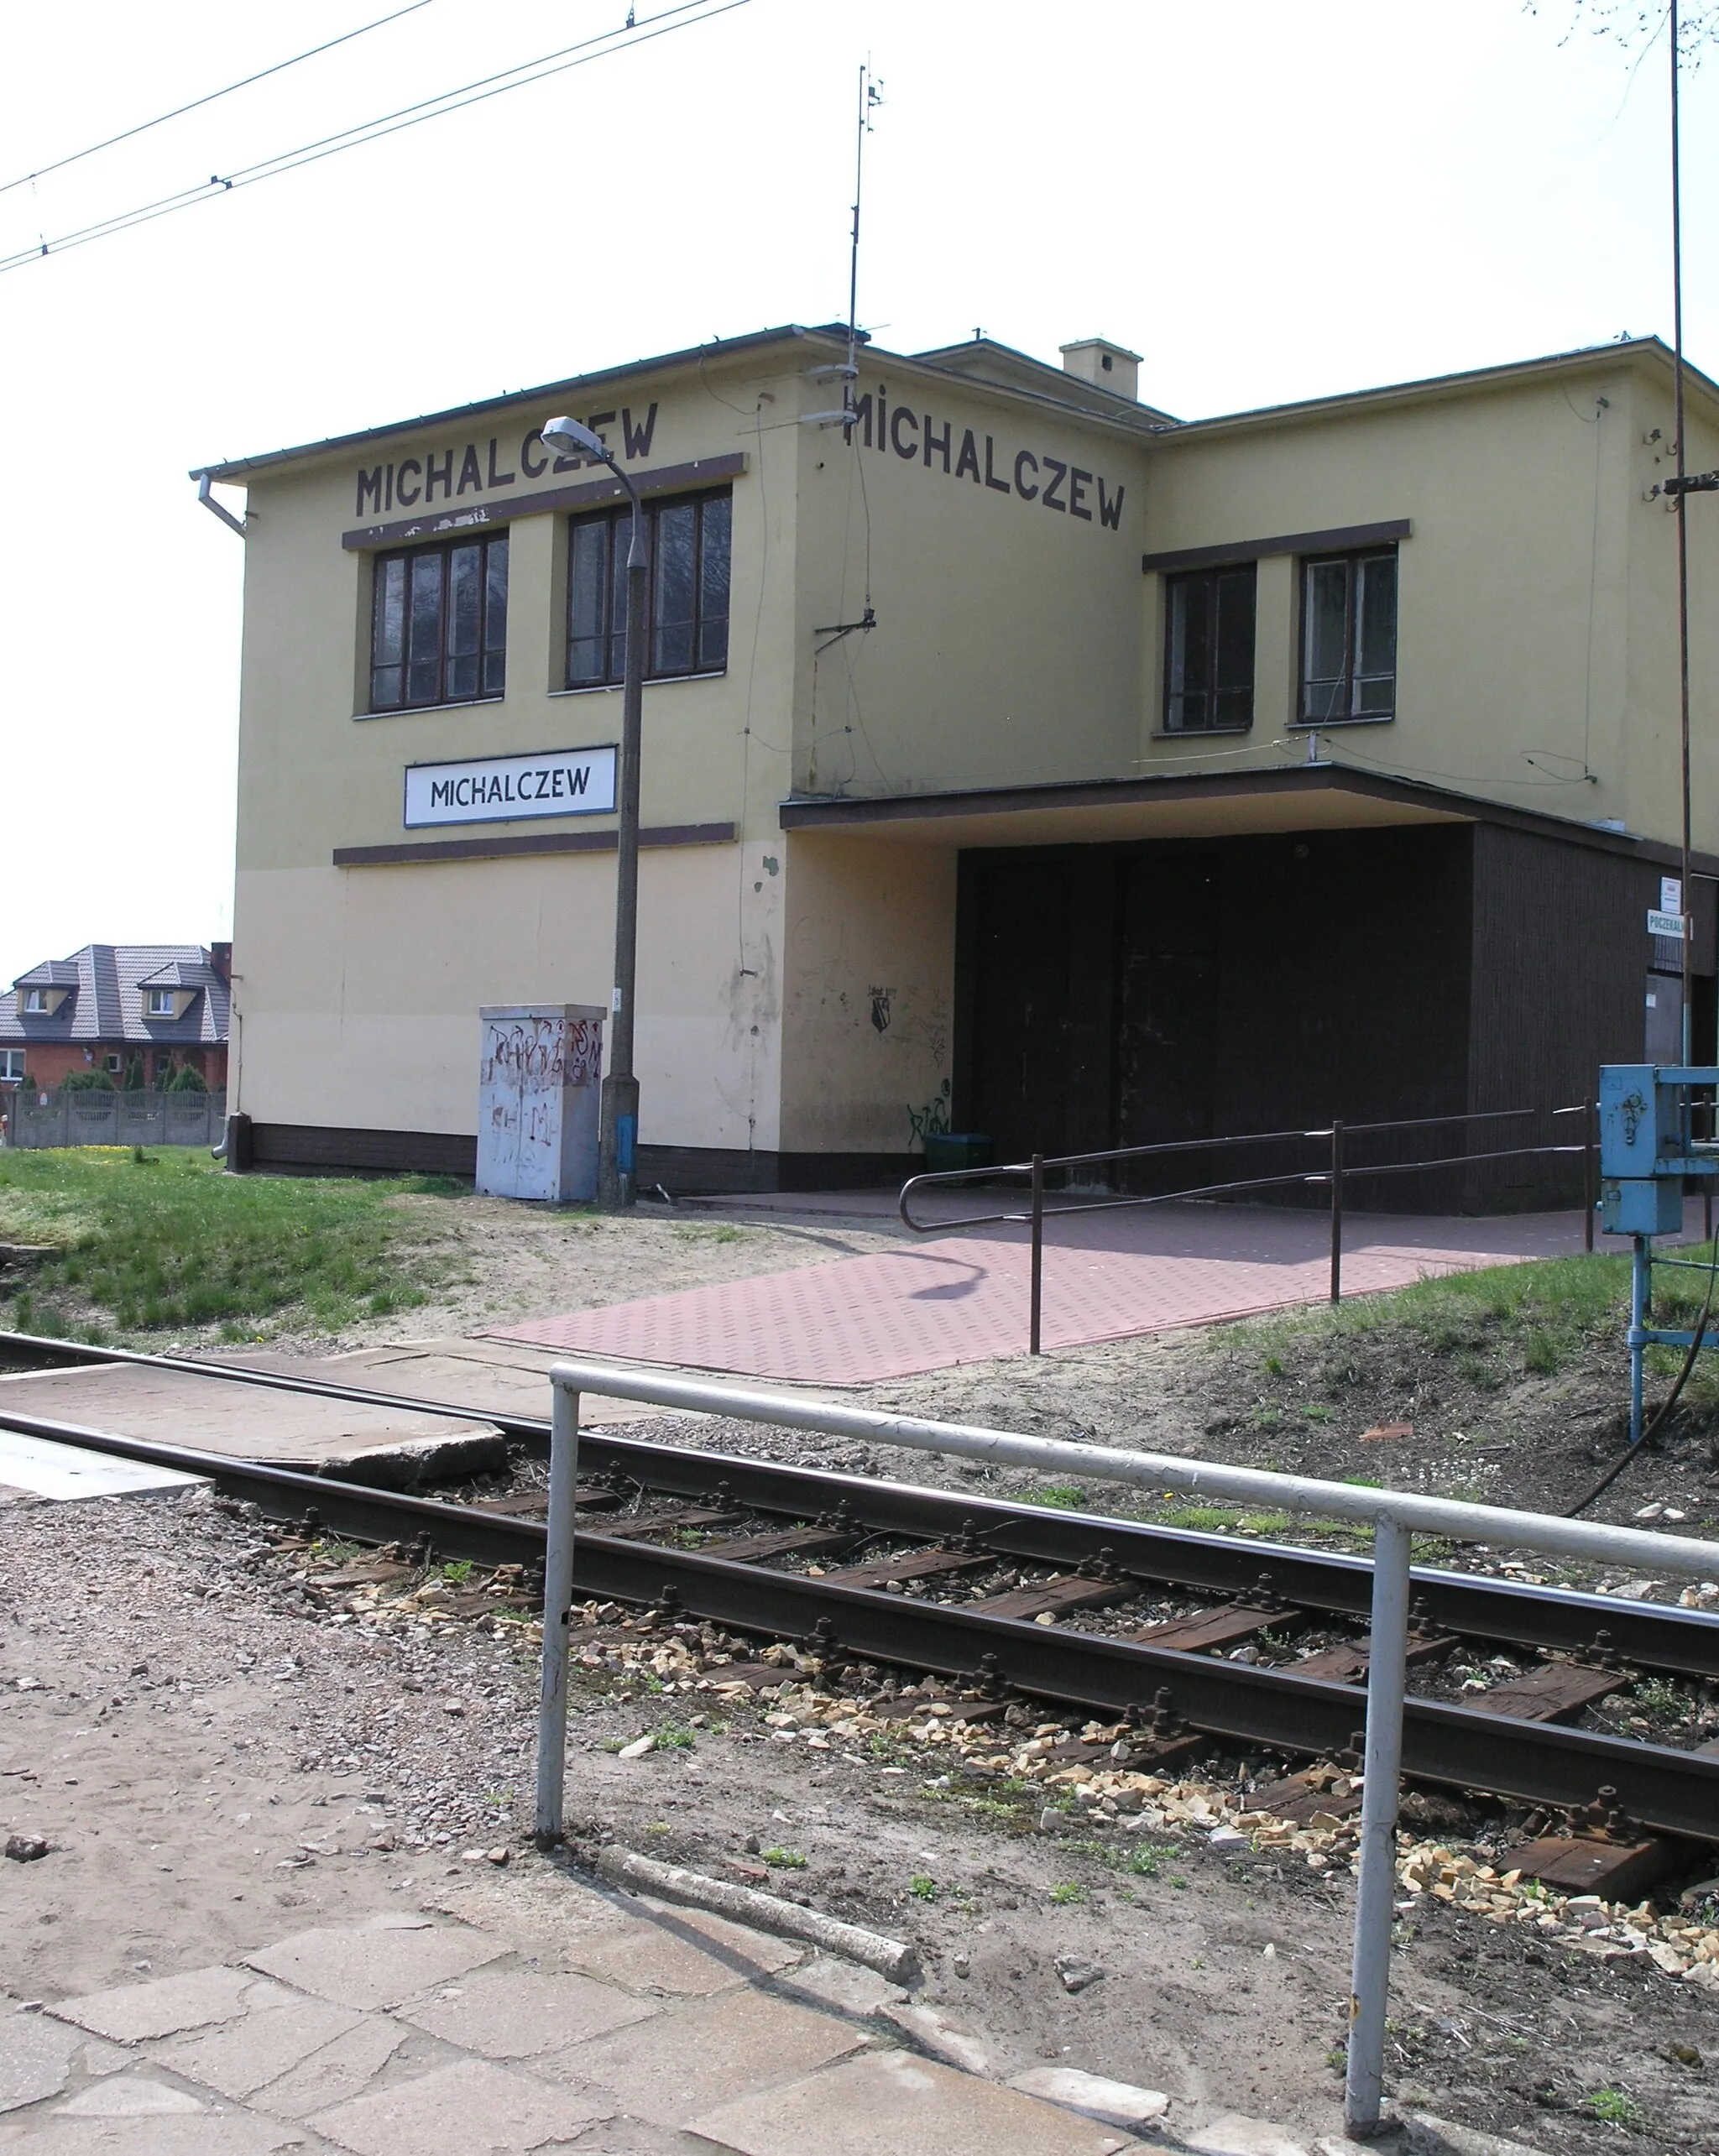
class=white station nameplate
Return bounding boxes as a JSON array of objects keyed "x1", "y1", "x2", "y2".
[{"x1": 404, "y1": 744, "x2": 618, "y2": 828}]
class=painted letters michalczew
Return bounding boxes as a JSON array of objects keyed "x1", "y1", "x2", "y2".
[{"x1": 403, "y1": 745, "x2": 619, "y2": 829}]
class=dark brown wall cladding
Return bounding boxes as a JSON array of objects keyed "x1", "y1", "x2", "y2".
[{"x1": 952, "y1": 820, "x2": 1690, "y2": 1214}]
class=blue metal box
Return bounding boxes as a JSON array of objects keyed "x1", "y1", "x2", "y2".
[{"x1": 1599, "y1": 1177, "x2": 1685, "y2": 1237}]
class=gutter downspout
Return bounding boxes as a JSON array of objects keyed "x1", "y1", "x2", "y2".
[{"x1": 196, "y1": 472, "x2": 246, "y2": 537}]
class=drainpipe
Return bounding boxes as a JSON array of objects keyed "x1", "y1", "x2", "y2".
[{"x1": 196, "y1": 472, "x2": 246, "y2": 537}]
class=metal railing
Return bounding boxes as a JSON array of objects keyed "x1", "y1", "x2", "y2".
[
  {"x1": 532, "y1": 1356, "x2": 1719, "y2": 2138},
  {"x1": 900, "y1": 1106, "x2": 1598, "y2": 1355}
]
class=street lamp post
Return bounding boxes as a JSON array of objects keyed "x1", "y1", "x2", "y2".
[{"x1": 541, "y1": 415, "x2": 646, "y2": 1209}]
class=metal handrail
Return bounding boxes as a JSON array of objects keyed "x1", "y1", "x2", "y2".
[
  {"x1": 533, "y1": 1357, "x2": 1719, "y2": 2136},
  {"x1": 901, "y1": 1104, "x2": 1601, "y2": 1353}
]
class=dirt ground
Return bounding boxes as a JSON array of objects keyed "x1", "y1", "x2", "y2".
[
  {"x1": 3, "y1": 1489, "x2": 1717, "y2": 2153},
  {"x1": 240, "y1": 1196, "x2": 908, "y2": 1358}
]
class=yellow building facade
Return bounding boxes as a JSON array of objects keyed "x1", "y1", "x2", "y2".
[{"x1": 203, "y1": 326, "x2": 1719, "y2": 1198}]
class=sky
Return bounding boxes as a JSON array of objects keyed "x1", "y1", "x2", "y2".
[{"x1": 0, "y1": 0, "x2": 1712, "y2": 990}]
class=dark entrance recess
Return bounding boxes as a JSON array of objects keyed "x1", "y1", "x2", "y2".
[{"x1": 952, "y1": 823, "x2": 1703, "y2": 1213}]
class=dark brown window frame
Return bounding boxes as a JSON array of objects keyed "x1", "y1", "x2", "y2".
[
  {"x1": 1298, "y1": 546, "x2": 1398, "y2": 726},
  {"x1": 565, "y1": 488, "x2": 732, "y2": 690},
  {"x1": 368, "y1": 530, "x2": 509, "y2": 715},
  {"x1": 1162, "y1": 561, "x2": 1257, "y2": 735}
]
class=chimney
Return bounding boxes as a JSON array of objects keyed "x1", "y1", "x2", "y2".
[
  {"x1": 211, "y1": 942, "x2": 233, "y2": 984},
  {"x1": 1059, "y1": 337, "x2": 1142, "y2": 403}
]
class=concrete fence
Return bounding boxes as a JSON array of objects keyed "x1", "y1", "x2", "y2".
[{"x1": 0, "y1": 1086, "x2": 227, "y2": 1151}]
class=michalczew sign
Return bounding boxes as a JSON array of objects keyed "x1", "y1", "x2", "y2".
[{"x1": 403, "y1": 744, "x2": 618, "y2": 828}]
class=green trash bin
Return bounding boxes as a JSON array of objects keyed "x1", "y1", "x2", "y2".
[{"x1": 922, "y1": 1132, "x2": 993, "y2": 1174}]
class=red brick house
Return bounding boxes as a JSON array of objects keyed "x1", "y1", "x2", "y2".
[{"x1": 1, "y1": 945, "x2": 231, "y2": 1091}]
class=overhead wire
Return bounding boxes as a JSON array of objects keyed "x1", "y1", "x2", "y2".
[
  {"x1": 0, "y1": 0, "x2": 437, "y2": 198},
  {"x1": 1, "y1": 0, "x2": 750, "y2": 274}
]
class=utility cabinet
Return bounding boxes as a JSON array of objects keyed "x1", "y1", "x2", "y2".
[{"x1": 476, "y1": 1005, "x2": 604, "y2": 1203}]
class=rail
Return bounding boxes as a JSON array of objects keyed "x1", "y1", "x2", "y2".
[
  {"x1": 535, "y1": 1357, "x2": 1719, "y2": 2139},
  {"x1": 899, "y1": 1105, "x2": 1599, "y2": 1355}
]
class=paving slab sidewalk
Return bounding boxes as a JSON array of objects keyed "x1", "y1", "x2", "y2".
[
  {"x1": 2, "y1": 1896, "x2": 1151, "y2": 2155},
  {"x1": 488, "y1": 1198, "x2": 1608, "y2": 1385}
]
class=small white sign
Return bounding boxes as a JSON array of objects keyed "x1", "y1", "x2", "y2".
[
  {"x1": 1662, "y1": 876, "x2": 1684, "y2": 915},
  {"x1": 1648, "y1": 909, "x2": 1687, "y2": 940},
  {"x1": 404, "y1": 744, "x2": 617, "y2": 828}
]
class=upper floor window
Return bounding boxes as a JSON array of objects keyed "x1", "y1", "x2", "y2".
[
  {"x1": 145, "y1": 988, "x2": 175, "y2": 1016},
  {"x1": 370, "y1": 534, "x2": 509, "y2": 713},
  {"x1": 567, "y1": 490, "x2": 732, "y2": 688},
  {"x1": 1301, "y1": 549, "x2": 1397, "y2": 723},
  {"x1": 1163, "y1": 564, "x2": 1256, "y2": 733},
  {"x1": 21, "y1": 988, "x2": 46, "y2": 1012}
]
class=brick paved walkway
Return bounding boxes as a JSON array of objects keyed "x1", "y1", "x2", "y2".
[{"x1": 490, "y1": 1199, "x2": 1602, "y2": 1386}]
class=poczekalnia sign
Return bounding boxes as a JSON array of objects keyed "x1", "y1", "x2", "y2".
[{"x1": 403, "y1": 744, "x2": 618, "y2": 828}]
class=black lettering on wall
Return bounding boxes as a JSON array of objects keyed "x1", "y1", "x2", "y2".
[
  {"x1": 853, "y1": 393, "x2": 875, "y2": 448},
  {"x1": 424, "y1": 450, "x2": 455, "y2": 504},
  {"x1": 457, "y1": 445, "x2": 483, "y2": 496},
  {"x1": 1068, "y1": 467, "x2": 1093, "y2": 521},
  {"x1": 384, "y1": 464, "x2": 395, "y2": 510},
  {"x1": 1014, "y1": 449, "x2": 1039, "y2": 500},
  {"x1": 1041, "y1": 457, "x2": 1068, "y2": 511},
  {"x1": 922, "y1": 415, "x2": 952, "y2": 472},
  {"x1": 891, "y1": 406, "x2": 919, "y2": 459},
  {"x1": 486, "y1": 438, "x2": 516, "y2": 488},
  {"x1": 622, "y1": 405, "x2": 659, "y2": 458},
  {"x1": 357, "y1": 467, "x2": 384, "y2": 516},
  {"x1": 520, "y1": 429, "x2": 548, "y2": 479},
  {"x1": 955, "y1": 429, "x2": 981, "y2": 483},
  {"x1": 1098, "y1": 477, "x2": 1126, "y2": 530},
  {"x1": 876, "y1": 385, "x2": 889, "y2": 452},
  {"x1": 983, "y1": 436, "x2": 1011, "y2": 493},
  {"x1": 396, "y1": 458, "x2": 423, "y2": 506},
  {"x1": 587, "y1": 411, "x2": 616, "y2": 448}
]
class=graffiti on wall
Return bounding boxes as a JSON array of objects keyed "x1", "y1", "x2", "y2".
[{"x1": 907, "y1": 1078, "x2": 953, "y2": 1148}]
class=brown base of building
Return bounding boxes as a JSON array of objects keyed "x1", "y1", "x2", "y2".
[{"x1": 237, "y1": 1120, "x2": 919, "y2": 1196}]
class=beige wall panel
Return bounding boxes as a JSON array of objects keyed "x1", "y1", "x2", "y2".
[
  {"x1": 779, "y1": 834, "x2": 957, "y2": 1154},
  {"x1": 1140, "y1": 381, "x2": 1646, "y2": 838},
  {"x1": 234, "y1": 360, "x2": 805, "y2": 878},
  {"x1": 233, "y1": 845, "x2": 779, "y2": 1148},
  {"x1": 792, "y1": 376, "x2": 1151, "y2": 799}
]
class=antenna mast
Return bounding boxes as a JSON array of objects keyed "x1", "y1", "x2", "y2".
[{"x1": 844, "y1": 62, "x2": 881, "y2": 430}]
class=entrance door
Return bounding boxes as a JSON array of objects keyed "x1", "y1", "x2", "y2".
[
  {"x1": 1114, "y1": 849, "x2": 1220, "y2": 1172},
  {"x1": 965, "y1": 854, "x2": 1079, "y2": 1162}
]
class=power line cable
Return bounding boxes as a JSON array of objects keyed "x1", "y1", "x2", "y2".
[
  {"x1": 0, "y1": 0, "x2": 438, "y2": 198},
  {"x1": 2, "y1": 0, "x2": 749, "y2": 274}
]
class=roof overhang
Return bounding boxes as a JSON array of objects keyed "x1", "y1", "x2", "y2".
[{"x1": 778, "y1": 764, "x2": 1708, "y2": 868}]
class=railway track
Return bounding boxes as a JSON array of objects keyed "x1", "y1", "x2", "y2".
[{"x1": 3, "y1": 1329, "x2": 1719, "y2": 1858}]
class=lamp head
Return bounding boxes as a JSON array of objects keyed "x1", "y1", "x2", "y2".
[{"x1": 540, "y1": 415, "x2": 609, "y2": 464}]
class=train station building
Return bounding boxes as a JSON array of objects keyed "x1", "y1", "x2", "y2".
[{"x1": 201, "y1": 325, "x2": 1719, "y2": 1201}]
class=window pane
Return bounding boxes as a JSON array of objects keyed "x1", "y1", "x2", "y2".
[
  {"x1": 374, "y1": 557, "x2": 405, "y2": 666},
  {"x1": 609, "y1": 511, "x2": 632, "y2": 680},
  {"x1": 568, "y1": 519, "x2": 609, "y2": 683},
  {"x1": 1302, "y1": 559, "x2": 1349, "y2": 720},
  {"x1": 653, "y1": 502, "x2": 696, "y2": 674},
  {"x1": 1166, "y1": 574, "x2": 1212, "y2": 730},
  {"x1": 478, "y1": 536, "x2": 506, "y2": 668},
  {"x1": 698, "y1": 494, "x2": 732, "y2": 670},
  {"x1": 406, "y1": 552, "x2": 442, "y2": 703},
  {"x1": 447, "y1": 545, "x2": 481, "y2": 659},
  {"x1": 1354, "y1": 552, "x2": 1397, "y2": 712},
  {"x1": 1214, "y1": 566, "x2": 1256, "y2": 705},
  {"x1": 371, "y1": 661, "x2": 403, "y2": 708}
]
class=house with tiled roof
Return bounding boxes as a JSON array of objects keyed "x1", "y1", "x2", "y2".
[{"x1": 1, "y1": 944, "x2": 230, "y2": 1090}]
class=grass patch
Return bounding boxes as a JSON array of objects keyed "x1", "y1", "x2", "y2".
[
  {"x1": 761, "y1": 1845, "x2": 806, "y2": 1868},
  {"x1": 1584, "y1": 2088, "x2": 1643, "y2": 2127},
  {"x1": 1020, "y1": 1485, "x2": 1088, "y2": 1510},
  {"x1": 907, "y1": 1873, "x2": 939, "y2": 1901},
  {"x1": 1048, "y1": 1880, "x2": 1089, "y2": 1905},
  {"x1": 0, "y1": 1147, "x2": 460, "y2": 1335}
]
